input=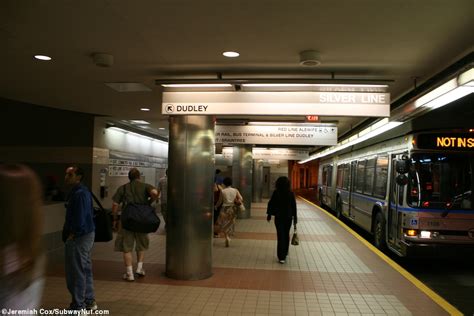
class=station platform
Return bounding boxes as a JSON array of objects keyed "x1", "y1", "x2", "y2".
[{"x1": 41, "y1": 198, "x2": 460, "y2": 315}]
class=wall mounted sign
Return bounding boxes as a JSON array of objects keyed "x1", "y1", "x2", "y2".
[
  {"x1": 162, "y1": 91, "x2": 390, "y2": 116},
  {"x1": 216, "y1": 123, "x2": 337, "y2": 146}
]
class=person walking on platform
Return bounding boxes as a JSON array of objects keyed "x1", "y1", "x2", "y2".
[
  {"x1": 157, "y1": 169, "x2": 168, "y2": 229},
  {"x1": 112, "y1": 168, "x2": 158, "y2": 281},
  {"x1": 63, "y1": 165, "x2": 97, "y2": 310},
  {"x1": 216, "y1": 177, "x2": 243, "y2": 247},
  {"x1": 267, "y1": 176, "x2": 298, "y2": 264}
]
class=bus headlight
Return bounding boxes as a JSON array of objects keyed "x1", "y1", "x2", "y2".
[{"x1": 420, "y1": 231, "x2": 431, "y2": 238}]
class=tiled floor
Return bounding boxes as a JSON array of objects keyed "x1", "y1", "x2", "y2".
[{"x1": 41, "y1": 199, "x2": 452, "y2": 315}]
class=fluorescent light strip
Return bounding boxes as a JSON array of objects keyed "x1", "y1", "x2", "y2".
[
  {"x1": 299, "y1": 119, "x2": 402, "y2": 164},
  {"x1": 458, "y1": 68, "x2": 474, "y2": 86},
  {"x1": 161, "y1": 84, "x2": 233, "y2": 88},
  {"x1": 415, "y1": 67, "x2": 474, "y2": 109},
  {"x1": 108, "y1": 126, "x2": 162, "y2": 142},
  {"x1": 242, "y1": 83, "x2": 388, "y2": 88},
  {"x1": 130, "y1": 120, "x2": 150, "y2": 125}
]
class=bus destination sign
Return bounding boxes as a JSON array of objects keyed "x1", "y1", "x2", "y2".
[{"x1": 416, "y1": 133, "x2": 474, "y2": 150}]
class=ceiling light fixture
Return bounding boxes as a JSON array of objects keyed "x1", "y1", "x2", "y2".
[
  {"x1": 34, "y1": 55, "x2": 52, "y2": 61},
  {"x1": 161, "y1": 83, "x2": 233, "y2": 88},
  {"x1": 299, "y1": 50, "x2": 321, "y2": 66},
  {"x1": 140, "y1": 108, "x2": 150, "y2": 111},
  {"x1": 130, "y1": 120, "x2": 150, "y2": 125},
  {"x1": 92, "y1": 53, "x2": 114, "y2": 67},
  {"x1": 106, "y1": 122, "x2": 168, "y2": 142},
  {"x1": 240, "y1": 83, "x2": 388, "y2": 93},
  {"x1": 298, "y1": 118, "x2": 402, "y2": 164},
  {"x1": 223, "y1": 51, "x2": 240, "y2": 58},
  {"x1": 414, "y1": 67, "x2": 473, "y2": 110}
]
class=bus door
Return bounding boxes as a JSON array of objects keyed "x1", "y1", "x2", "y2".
[
  {"x1": 388, "y1": 156, "x2": 403, "y2": 245},
  {"x1": 348, "y1": 161, "x2": 357, "y2": 219}
]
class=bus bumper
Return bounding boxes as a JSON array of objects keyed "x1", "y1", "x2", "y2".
[{"x1": 401, "y1": 241, "x2": 474, "y2": 257}]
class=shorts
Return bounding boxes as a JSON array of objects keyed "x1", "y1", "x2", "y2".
[{"x1": 114, "y1": 229, "x2": 149, "y2": 252}]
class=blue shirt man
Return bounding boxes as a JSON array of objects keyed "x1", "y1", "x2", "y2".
[
  {"x1": 64, "y1": 183, "x2": 95, "y2": 238},
  {"x1": 63, "y1": 166, "x2": 97, "y2": 311}
]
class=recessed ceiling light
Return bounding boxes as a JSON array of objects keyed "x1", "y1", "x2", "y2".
[
  {"x1": 34, "y1": 55, "x2": 52, "y2": 61},
  {"x1": 223, "y1": 51, "x2": 240, "y2": 58},
  {"x1": 140, "y1": 108, "x2": 150, "y2": 111}
]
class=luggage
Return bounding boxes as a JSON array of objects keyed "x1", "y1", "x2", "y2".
[{"x1": 121, "y1": 203, "x2": 160, "y2": 233}]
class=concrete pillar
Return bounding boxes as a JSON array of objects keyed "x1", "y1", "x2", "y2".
[
  {"x1": 166, "y1": 115, "x2": 214, "y2": 280},
  {"x1": 232, "y1": 145, "x2": 252, "y2": 219},
  {"x1": 252, "y1": 159, "x2": 263, "y2": 202}
]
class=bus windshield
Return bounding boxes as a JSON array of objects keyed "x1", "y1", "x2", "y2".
[{"x1": 407, "y1": 153, "x2": 474, "y2": 210}]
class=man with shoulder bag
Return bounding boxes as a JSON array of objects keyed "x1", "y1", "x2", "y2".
[
  {"x1": 111, "y1": 168, "x2": 158, "y2": 281},
  {"x1": 63, "y1": 166, "x2": 97, "y2": 310}
]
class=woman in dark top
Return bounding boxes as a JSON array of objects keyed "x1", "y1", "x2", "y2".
[{"x1": 266, "y1": 176, "x2": 298, "y2": 264}]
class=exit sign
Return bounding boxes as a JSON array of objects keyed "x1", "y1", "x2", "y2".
[{"x1": 306, "y1": 115, "x2": 319, "y2": 122}]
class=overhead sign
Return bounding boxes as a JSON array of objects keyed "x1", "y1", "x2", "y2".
[
  {"x1": 162, "y1": 91, "x2": 390, "y2": 116},
  {"x1": 221, "y1": 147, "x2": 309, "y2": 160},
  {"x1": 215, "y1": 123, "x2": 337, "y2": 146},
  {"x1": 252, "y1": 148, "x2": 309, "y2": 160}
]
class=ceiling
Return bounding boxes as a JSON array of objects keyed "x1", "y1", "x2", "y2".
[{"x1": 1, "y1": 0, "x2": 473, "y2": 144}]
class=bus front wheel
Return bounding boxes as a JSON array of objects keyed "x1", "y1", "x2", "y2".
[{"x1": 374, "y1": 212, "x2": 386, "y2": 250}]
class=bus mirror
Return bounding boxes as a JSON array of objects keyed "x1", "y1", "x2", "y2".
[
  {"x1": 396, "y1": 174, "x2": 409, "y2": 186},
  {"x1": 395, "y1": 159, "x2": 410, "y2": 174}
]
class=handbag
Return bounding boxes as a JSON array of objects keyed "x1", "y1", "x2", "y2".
[
  {"x1": 90, "y1": 191, "x2": 113, "y2": 242},
  {"x1": 234, "y1": 196, "x2": 245, "y2": 212},
  {"x1": 291, "y1": 225, "x2": 299, "y2": 246},
  {"x1": 121, "y1": 202, "x2": 160, "y2": 233}
]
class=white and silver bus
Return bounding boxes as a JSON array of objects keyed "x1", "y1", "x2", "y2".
[{"x1": 318, "y1": 127, "x2": 474, "y2": 256}]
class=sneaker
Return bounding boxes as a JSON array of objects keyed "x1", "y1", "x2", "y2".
[
  {"x1": 279, "y1": 260, "x2": 285, "y2": 264},
  {"x1": 135, "y1": 268, "x2": 146, "y2": 277},
  {"x1": 86, "y1": 300, "x2": 98, "y2": 311},
  {"x1": 122, "y1": 272, "x2": 135, "y2": 281}
]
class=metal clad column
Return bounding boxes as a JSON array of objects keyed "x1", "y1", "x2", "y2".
[
  {"x1": 232, "y1": 145, "x2": 252, "y2": 219},
  {"x1": 252, "y1": 159, "x2": 263, "y2": 202},
  {"x1": 166, "y1": 115, "x2": 214, "y2": 280}
]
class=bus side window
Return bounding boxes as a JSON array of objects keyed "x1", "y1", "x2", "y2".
[
  {"x1": 327, "y1": 165, "x2": 333, "y2": 187},
  {"x1": 374, "y1": 155, "x2": 389, "y2": 198},
  {"x1": 355, "y1": 160, "x2": 366, "y2": 193},
  {"x1": 336, "y1": 165, "x2": 343, "y2": 189},
  {"x1": 342, "y1": 164, "x2": 350, "y2": 190},
  {"x1": 363, "y1": 158, "x2": 376, "y2": 195}
]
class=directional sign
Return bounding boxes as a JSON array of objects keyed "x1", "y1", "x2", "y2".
[
  {"x1": 162, "y1": 91, "x2": 390, "y2": 117},
  {"x1": 221, "y1": 147, "x2": 309, "y2": 160},
  {"x1": 216, "y1": 123, "x2": 337, "y2": 146}
]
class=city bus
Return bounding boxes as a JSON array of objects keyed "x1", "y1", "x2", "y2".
[{"x1": 318, "y1": 127, "x2": 474, "y2": 256}]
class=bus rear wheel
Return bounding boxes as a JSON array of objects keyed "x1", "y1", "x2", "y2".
[{"x1": 374, "y1": 212, "x2": 386, "y2": 250}]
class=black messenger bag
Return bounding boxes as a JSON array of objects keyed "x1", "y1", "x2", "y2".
[{"x1": 121, "y1": 203, "x2": 160, "y2": 233}]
